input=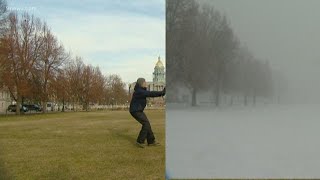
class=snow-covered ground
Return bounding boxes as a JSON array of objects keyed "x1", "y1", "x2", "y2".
[{"x1": 166, "y1": 103, "x2": 320, "y2": 179}]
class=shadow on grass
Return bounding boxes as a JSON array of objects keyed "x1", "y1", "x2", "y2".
[
  {"x1": 41, "y1": 163, "x2": 72, "y2": 180},
  {"x1": 0, "y1": 154, "x2": 13, "y2": 180},
  {"x1": 111, "y1": 128, "x2": 137, "y2": 146}
]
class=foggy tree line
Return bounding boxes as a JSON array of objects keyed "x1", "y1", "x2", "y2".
[
  {"x1": 0, "y1": 1, "x2": 128, "y2": 114},
  {"x1": 166, "y1": 0, "x2": 285, "y2": 106}
]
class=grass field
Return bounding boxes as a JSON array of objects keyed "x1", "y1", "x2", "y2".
[{"x1": 0, "y1": 110, "x2": 165, "y2": 180}]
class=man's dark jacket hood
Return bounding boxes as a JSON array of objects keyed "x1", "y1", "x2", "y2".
[{"x1": 134, "y1": 83, "x2": 146, "y2": 91}]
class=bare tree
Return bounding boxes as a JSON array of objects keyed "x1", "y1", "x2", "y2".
[
  {"x1": 0, "y1": 0, "x2": 7, "y2": 34},
  {"x1": 1, "y1": 13, "x2": 43, "y2": 114},
  {"x1": 0, "y1": 0, "x2": 8, "y2": 86},
  {"x1": 105, "y1": 74, "x2": 127, "y2": 106},
  {"x1": 167, "y1": 0, "x2": 239, "y2": 106},
  {"x1": 80, "y1": 65, "x2": 105, "y2": 111},
  {"x1": 167, "y1": 0, "x2": 275, "y2": 107},
  {"x1": 32, "y1": 23, "x2": 68, "y2": 112},
  {"x1": 51, "y1": 69, "x2": 68, "y2": 111},
  {"x1": 167, "y1": 0, "x2": 209, "y2": 106},
  {"x1": 90, "y1": 66, "x2": 106, "y2": 105},
  {"x1": 64, "y1": 56, "x2": 84, "y2": 111},
  {"x1": 166, "y1": 0, "x2": 194, "y2": 88},
  {"x1": 1, "y1": 8, "x2": 130, "y2": 114}
]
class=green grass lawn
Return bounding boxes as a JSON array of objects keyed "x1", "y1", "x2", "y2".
[{"x1": 0, "y1": 110, "x2": 165, "y2": 180}]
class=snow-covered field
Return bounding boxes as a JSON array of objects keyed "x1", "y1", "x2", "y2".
[{"x1": 166, "y1": 104, "x2": 320, "y2": 179}]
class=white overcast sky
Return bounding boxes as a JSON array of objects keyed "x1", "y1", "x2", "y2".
[{"x1": 7, "y1": 0, "x2": 165, "y2": 84}]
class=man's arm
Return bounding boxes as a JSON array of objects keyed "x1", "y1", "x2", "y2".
[
  {"x1": 143, "y1": 90, "x2": 165, "y2": 97},
  {"x1": 137, "y1": 88, "x2": 165, "y2": 98}
]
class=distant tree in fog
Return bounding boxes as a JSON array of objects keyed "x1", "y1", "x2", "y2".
[
  {"x1": 205, "y1": 12, "x2": 239, "y2": 106},
  {"x1": 272, "y1": 69, "x2": 288, "y2": 104},
  {"x1": 167, "y1": 0, "x2": 239, "y2": 106},
  {"x1": 166, "y1": 0, "x2": 277, "y2": 107},
  {"x1": 167, "y1": 0, "x2": 209, "y2": 106}
]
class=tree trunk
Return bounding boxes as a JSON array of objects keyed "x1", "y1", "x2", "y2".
[
  {"x1": 215, "y1": 91, "x2": 219, "y2": 106},
  {"x1": 215, "y1": 69, "x2": 222, "y2": 107},
  {"x1": 253, "y1": 89, "x2": 256, "y2": 106},
  {"x1": 230, "y1": 95, "x2": 234, "y2": 106},
  {"x1": 21, "y1": 96, "x2": 25, "y2": 114},
  {"x1": 42, "y1": 83, "x2": 48, "y2": 113},
  {"x1": 191, "y1": 88, "x2": 197, "y2": 106},
  {"x1": 83, "y1": 101, "x2": 89, "y2": 111},
  {"x1": 16, "y1": 95, "x2": 21, "y2": 115},
  {"x1": 42, "y1": 102, "x2": 46, "y2": 113},
  {"x1": 62, "y1": 98, "x2": 65, "y2": 112},
  {"x1": 215, "y1": 85, "x2": 220, "y2": 107},
  {"x1": 244, "y1": 95, "x2": 248, "y2": 106}
]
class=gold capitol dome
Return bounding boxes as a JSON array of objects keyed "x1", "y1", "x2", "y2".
[
  {"x1": 155, "y1": 56, "x2": 164, "y2": 67},
  {"x1": 129, "y1": 55, "x2": 165, "y2": 98}
]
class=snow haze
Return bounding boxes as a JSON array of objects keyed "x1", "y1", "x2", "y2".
[
  {"x1": 167, "y1": 105, "x2": 320, "y2": 178},
  {"x1": 166, "y1": 0, "x2": 320, "y2": 178},
  {"x1": 204, "y1": 0, "x2": 320, "y2": 103}
]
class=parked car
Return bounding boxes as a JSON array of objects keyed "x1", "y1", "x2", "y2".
[
  {"x1": 7, "y1": 105, "x2": 28, "y2": 112},
  {"x1": 23, "y1": 104, "x2": 42, "y2": 112}
]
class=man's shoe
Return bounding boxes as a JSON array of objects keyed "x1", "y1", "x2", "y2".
[
  {"x1": 136, "y1": 142, "x2": 145, "y2": 148},
  {"x1": 148, "y1": 141, "x2": 161, "y2": 146}
]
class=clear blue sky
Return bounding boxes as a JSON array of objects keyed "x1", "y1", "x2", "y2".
[{"x1": 7, "y1": 0, "x2": 165, "y2": 84}]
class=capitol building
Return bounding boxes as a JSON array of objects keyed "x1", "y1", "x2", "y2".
[{"x1": 129, "y1": 56, "x2": 165, "y2": 106}]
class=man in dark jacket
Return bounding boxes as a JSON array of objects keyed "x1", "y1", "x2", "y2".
[{"x1": 130, "y1": 78, "x2": 165, "y2": 148}]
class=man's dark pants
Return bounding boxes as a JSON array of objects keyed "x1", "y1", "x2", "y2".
[{"x1": 130, "y1": 111, "x2": 155, "y2": 144}]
